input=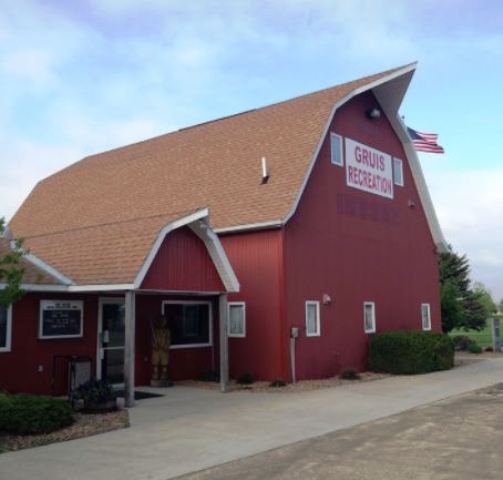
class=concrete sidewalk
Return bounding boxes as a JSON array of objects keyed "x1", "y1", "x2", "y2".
[{"x1": 1, "y1": 357, "x2": 503, "y2": 480}]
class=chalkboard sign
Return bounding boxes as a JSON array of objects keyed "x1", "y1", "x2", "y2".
[{"x1": 39, "y1": 300, "x2": 83, "y2": 339}]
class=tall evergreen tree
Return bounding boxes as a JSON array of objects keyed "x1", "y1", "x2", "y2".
[{"x1": 438, "y1": 246, "x2": 491, "y2": 333}]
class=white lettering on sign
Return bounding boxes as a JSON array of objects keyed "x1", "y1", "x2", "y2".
[{"x1": 345, "y1": 138, "x2": 394, "y2": 199}]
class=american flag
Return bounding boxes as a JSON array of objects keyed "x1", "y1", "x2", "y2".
[{"x1": 407, "y1": 127, "x2": 445, "y2": 154}]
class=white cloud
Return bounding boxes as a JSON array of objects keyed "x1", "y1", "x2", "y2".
[
  {"x1": 0, "y1": 0, "x2": 501, "y2": 302},
  {"x1": 422, "y1": 161, "x2": 503, "y2": 300}
]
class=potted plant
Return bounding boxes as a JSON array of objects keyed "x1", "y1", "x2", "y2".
[{"x1": 71, "y1": 379, "x2": 117, "y2": 412}]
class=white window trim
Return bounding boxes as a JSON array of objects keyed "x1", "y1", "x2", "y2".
[
  {"x1": 39, "y1": 300, "x2": 84, "y2": 340},
  {"x1": 0, "y1": 305, "x2": 12, "y2": 352},
  {"x1": 161, "y1": 300, "x2": 213, "y2": 349},
  {"x1": 305, "y1": 301, "x2": 321, "y2": 337},
  {"x1": 330, "y1": 132, "x2": 344, "y2": 166},
  {"x1": 227, "y1": 301, "x2": 246, "y2": 338},
  {"x1": 393, "y1": 158, "x2": 404, "y2": 186},
  {"x1": 421, "y1": 303, "x2": 432, "y2": 331},
  {"x1": 363, "y1": 301, "x2": 376, "y2": 334}
]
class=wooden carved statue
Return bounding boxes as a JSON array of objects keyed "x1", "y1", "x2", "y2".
[{"x1": 150, "y1": 314, "x2": 172, "y2": 387}]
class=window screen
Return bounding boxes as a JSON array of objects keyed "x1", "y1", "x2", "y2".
[
  {"x1": 364, "y1": 302, "x2": 376, "y2": 333},
  {"x1": 331, "y1": 133, "x2": 343, "y2": 166},
  {"x1": 393, "y1": 158, "x2": 404, "y2": 186},
  {"x1": 228, "y1": 303, "x2": 245, "y2": 337},
  {"x1": 306, "y1": 301, "x2": 320, "y2": 336},
  {"x1": 421, "y1": 304, "x2": 431, "y2": 331},
  {"x1": 0, "y1": 306, "x2": 10, "y2": 350}
]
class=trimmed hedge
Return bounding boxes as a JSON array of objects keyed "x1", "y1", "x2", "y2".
[
  {"x1": 0, "y1": 394, "x2": 75, "y2": 435},
  {"x1": 368, "y1": 330, "x2": 454, "y2": 374}
]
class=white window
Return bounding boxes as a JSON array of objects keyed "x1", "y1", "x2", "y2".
[
  {"x1": 305, "y1": 301, "x2": 320, "y2": 337},
  {"x1": 363, "y1": 302, "x2": 376, "y2": 334},
  {"x1": 393, "y1": 158, "x2": 404, "y2": 186},
  {"x1": 228, "y1": 302, "x2": 246, "y2": 338},
  {"x1": 330, "y1": 133, "x2": 344, "y2": 166},
  {"x1": 0, "y1": 305, "x2": 12, "y2": 352},
  {"x1": 421, "y1": 303, "x2": 432, "y2": 331}
]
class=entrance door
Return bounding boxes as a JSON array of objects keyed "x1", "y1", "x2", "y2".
[{"x1": 98, "y1": 298, "x2": 125, "y2": 385}]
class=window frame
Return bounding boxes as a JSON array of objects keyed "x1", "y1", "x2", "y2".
[
  {"x1": 227, "y1": 302, "x2": 246, "y2": 338},
  {"x1": 393, "y1": 158, "x2": 404, "y2": 186},
  {"x1": 363, "y1": 301, "x2": 376, "y2": 334},
  {"x1": 305, "y1": 300, "x2": 321, "y2": 337},
  {"x1": 161, "y1": 300, "x2": 213, "y2": 349},
  {"x1": 330, "y1": 132, "x2": 344, "y2": 167},
  {"x1": 39, "y1": 300, "x2": 84, "y2": 340},
  {"x1": 421, "y1": 303, "x2": 432, "y2": 331},
  {"x1": 0, "y1": 305, "x2": 12, "y2": 352}
]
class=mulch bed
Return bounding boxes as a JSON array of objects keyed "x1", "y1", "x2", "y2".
[
  {"x1": 179, "y1": 371, "x2": 391, "y2": 393},
  {"x1": 0, "y1": 409, "x2": 129, "y2": 453}
]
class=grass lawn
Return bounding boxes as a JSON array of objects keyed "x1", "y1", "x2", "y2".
[{"x1": 450, "y1": 324, "x2": 493, "y2": 348}]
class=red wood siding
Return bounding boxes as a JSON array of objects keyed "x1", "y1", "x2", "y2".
[
  {"x1": 284, "y1": 90, "x2": 441, "y2": 380},
  {"x1": 0, "y1": 293, "x2": 99, "y2": 395},
  {"x1": 141, "y1": 226, "x2": 225, "y2": 292},
  {"x1": 221, "y1": 229, "x2": 288, "y2": 381},
  {"x1": 0, "y1": 292, "x2": 220, "y2": 394}
]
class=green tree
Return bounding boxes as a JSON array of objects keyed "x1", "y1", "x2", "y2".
[
  {"x1": 0, "y1": 217, "x2": 25, "y2": 307},
  {"x1": 472, "y1": 282, "x2": 497, "y2": 316},
  {"x1": 438, "y1": 247, "x2": 491, "y2": 333}
]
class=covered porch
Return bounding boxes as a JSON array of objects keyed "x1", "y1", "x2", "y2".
[{"x1": 99, "y1": 289, "x2": 231, "y2": 407}]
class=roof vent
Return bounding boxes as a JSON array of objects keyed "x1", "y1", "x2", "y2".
[{"x1": 261, "y1": 157, "x2": 269, "y2": 184}]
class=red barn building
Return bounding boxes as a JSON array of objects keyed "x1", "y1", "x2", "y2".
[{"x1": 0, "y1": 63, "x2": 446, "y2": 404}]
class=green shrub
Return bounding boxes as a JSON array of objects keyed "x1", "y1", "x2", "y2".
[
  {"x1": 269, "y1": 378, "x2": 287, "y2": 388},
  {"x1": 339, "y1": 368, "x2": 361, "y2": 380},
  {"x1": 236, "y1": 373, "x2": 255, "y2": 385},
  {"x1": 368, "y1": 330, "x2": 454, "y2": 375},
  {"x1": 71, "y1": 379, "x2": 116, "y2": 407},
  {"x1": 198, "y1": 371, "x2": 220, "y2": 382},
  {"x1": 467, "y1": 343, "x2": 483, "y2": 354},
  {"x1": 0, "y1": 394, "x2": 74, "y2": 435},
  {"x1": 452, "y1": 335, "x2": 476, "y2": 351}
]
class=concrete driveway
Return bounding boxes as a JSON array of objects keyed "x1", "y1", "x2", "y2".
[
  {"x1": 182, "y1": 383, "x2": 503, "y2": 480},
  {"x1": 1, "y1": 356, "x2": 503, "y2": 480}
]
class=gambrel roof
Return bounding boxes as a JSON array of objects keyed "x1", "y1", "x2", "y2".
[{"x1": 9, "y1": 63, "x2": 445, "y2": 287}]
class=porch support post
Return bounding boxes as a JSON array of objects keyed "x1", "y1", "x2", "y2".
[
  {"x1": 124, "y1": 290, "x2": 136, "y2": 407},
  {"x1": 219, "y1": 293, "x2": 229, "y2": 392}
]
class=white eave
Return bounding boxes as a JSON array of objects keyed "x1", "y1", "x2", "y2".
[
  {"x1": 216, "y1": 63, "x2": 448, "y2": 252},
  {"x1": 4, "y1": 210, "x2": 240, "y2": 294},
  {"x1": 133, "y1": 208, "x2": 240, "y2": 293}
]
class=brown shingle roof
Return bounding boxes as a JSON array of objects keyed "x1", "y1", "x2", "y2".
[
  {"x1": 9, "y1": 65, "x2": 411, "y2": 285},
  {"x1": 0, "y1": 238, "x2": 62, "y2": 285}
]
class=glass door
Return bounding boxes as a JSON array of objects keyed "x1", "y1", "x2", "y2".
[{"x1": 98, "y1": 298, "x2": 125, "y2": 385}]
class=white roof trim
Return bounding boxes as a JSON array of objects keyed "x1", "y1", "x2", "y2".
[
  {"x1": 212, "y1": 63, "x2": 444, "y2": 243},
  {"x1": 190, "y1": 220, "x2": 240, "y2": 293},
  {"x1": 0, "y1": 283, "x2": 135, "y2": 292},
  {"x1": 9, "y1": 240, "x2": 73, "y2": 286},
  {"x1": 281, "y1": 62, "x2": 446, "y2": 251},
  {"x1": 283, "y1": 63, "x2": 418, "y2": 226},
  {"x1": 215, "y1": 219, "x2": 283, "y2": 234},
  {"x1": 390, "y1": 116, "x2": 448, "y2": 251},
  {"x1": 69, "y1": 284, "x2": 134, "y2": 292},
  {"x1": 133, "y1": 208, "x2": 240, "y2": 293},
  {"x1": 0, "y1": 283, "x2": 69, "y2": 292}
]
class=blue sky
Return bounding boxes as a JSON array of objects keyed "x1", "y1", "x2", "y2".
[{"x1": 1, "y1": 1, "x2": 502, "y2": 299}]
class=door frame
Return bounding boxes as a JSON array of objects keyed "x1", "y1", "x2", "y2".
[{"x1": 97, "y1": 297, "x2": 125, "y2": 385}]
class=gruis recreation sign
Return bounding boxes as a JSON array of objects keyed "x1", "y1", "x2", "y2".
[{"x1": 345, "y1": 138, "x2": 394, "y2": 199}]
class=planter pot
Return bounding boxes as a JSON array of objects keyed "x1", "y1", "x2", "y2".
[{"x1": 83, "y1": 399, "x2": 117, "y2": 412}]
